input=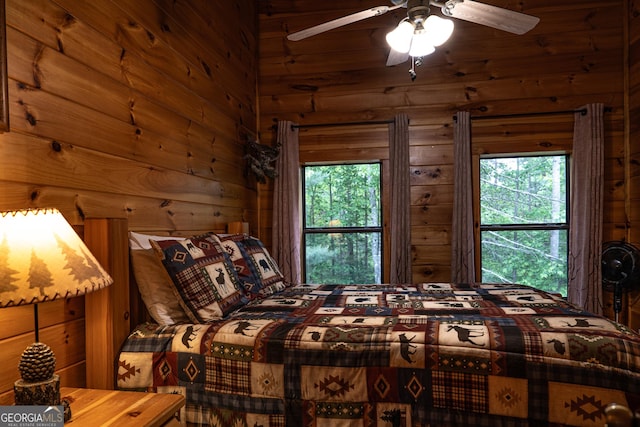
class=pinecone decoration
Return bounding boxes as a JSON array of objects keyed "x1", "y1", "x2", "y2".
[{"x1": 18, "y1": 342, "x2": 56, "y2": 383}]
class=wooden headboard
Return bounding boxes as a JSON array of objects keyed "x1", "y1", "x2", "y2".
[
  {"x1": 83, "y1": 218, "x2": 131, "y2": 390},
  {"x1": 83, "y1": 218, "x2": 172, "y2": 389}
]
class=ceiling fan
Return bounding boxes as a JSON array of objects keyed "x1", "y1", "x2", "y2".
[{"x1": 287, "y1": 0, "x2": 540, "y2": 79}]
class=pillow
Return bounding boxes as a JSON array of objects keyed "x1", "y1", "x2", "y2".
[
  {"x1": 216, "y1": 233, "x2": 288, "y2": 300},
  {"x1": 128, "y1": 232, "x2": 190, "y2": 325},
  {"x1": 152, "y1": 233, "x2": 248, "y2": 322},
  {"x1": 129, "y1": 231, "x2": 182, "y2": 250}
]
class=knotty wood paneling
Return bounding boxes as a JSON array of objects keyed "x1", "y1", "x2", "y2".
[
  {"x1": 0, "y1": 0, "x2": 258, "y2": 398},
  {"x1": 258, "y1": 0, "x2": 628, "y2": 318},
  {"x1": 627, "y1": 0, "x2": 640, "y2": 330}
]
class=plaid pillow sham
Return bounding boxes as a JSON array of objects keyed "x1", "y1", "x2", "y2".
[
  {"x1": 152, "y1": 233, "x2": 248, "y2": 322},
  {"x1": 216, "y1": 233, "x2": 288, "y2": 300}
]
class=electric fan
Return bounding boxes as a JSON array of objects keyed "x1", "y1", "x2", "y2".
[{"x1": 602, "y1": 241, "x2": 640, "y2": 322}]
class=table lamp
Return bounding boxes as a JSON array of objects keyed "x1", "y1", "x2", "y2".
[{"x1": 0, "y1": 208, "x2": 113, "y2": 408}]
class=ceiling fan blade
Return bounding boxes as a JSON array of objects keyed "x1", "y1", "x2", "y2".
[
  {"x1": 387, "y1": 49, "x2": 409, "y2": 66},
  {"x1": 440, "y1": 0, "x2": 539, "y2": 35},
  {"x1": 287, "y1": 5, "x2": 403, "y2": 41}
]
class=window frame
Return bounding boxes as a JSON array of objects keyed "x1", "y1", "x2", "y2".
[
  {"x1": 474, "y1": 153, "x2": 571, "y2": 292},
  {"x1": 301, "y1": 161, "x2": 384, "y2": 284}
]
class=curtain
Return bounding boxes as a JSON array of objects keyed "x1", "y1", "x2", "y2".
[
  {"x1": 451, "y1": 111, "x2": 476, "y2": 283},
  {"x1": 389, "y1": 114, "x2": 412, "y2": 284},
  {"x1": 568, "y1": 103, "x2": 604, "y2": 314},
  {"x1": 272, "y1": 120, "x2": 302, "y2": 284}
]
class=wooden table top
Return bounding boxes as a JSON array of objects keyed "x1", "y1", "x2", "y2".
[{"x1": 60, "y1": 387, "x2": 185, "y2": 427}]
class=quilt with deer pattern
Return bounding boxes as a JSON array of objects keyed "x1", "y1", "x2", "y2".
[{"x1": 117, "y1": 282, "x2": 640, "y2": 427}]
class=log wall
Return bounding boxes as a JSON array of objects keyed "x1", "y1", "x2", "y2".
[
  {"x1": 0, "y1": 0, "x2": 258, "y2": 402},
  {"x1": 627, "y1": 0, "x2": 640, "y2": 330},
  {"x1": 258, "y1": 0, "x2": 631, "y2": 316}
]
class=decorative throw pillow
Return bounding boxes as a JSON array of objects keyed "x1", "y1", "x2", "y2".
[
  {"x1": 151, "y1": 233, "x2": 248, "y2": 322},
  {"x1": 216, "y1": 233, "x2": 288, "y2": 300},
  {"x1": 128, "y1": 232, "x2": 190, "y2": 325}
]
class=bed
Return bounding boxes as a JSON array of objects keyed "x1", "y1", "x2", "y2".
[{"x1": 109, "y1": 227, "x2": 640, "y2": 427}]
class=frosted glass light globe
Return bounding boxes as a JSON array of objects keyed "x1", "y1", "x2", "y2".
[{"x1": 386, "y1": 20, "x2": 414, "y2": 53}]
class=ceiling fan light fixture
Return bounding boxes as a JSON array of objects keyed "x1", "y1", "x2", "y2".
[
  {"x1": 423, "y1": 15, "x2": 454, "y2": 46},
  {"x1": 408, "y1": 24, "x2": 435, "y2": 57},
  {"x1": 386, "y1": 19, "x2": 414, "y2": 53}
]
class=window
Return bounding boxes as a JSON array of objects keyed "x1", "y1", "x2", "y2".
[
  {"x1": 479, "y1": 155, "x2": 568, "y2": 296},
  {"x1": 303, "y1": 163, "x2": 382, "y2": 284}
]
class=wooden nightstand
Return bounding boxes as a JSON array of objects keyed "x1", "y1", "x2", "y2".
[{"x1": 60, "y1": 387, "x2": 185, "y2": 427}]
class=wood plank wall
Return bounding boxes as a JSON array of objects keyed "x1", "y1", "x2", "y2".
[
  {"x1": 0, "y1": 0, "x2": 258, "y2": 403},
  {"x1": 258, "y1": 0, "x2": 631, "y2": 317},
  {"x1": 627, "y1": 0, "x2": 640, "y2": 330}
]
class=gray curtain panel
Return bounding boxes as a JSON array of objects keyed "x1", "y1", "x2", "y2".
[
  {"x1": 568, "y1": 103, "x2": 605, "y2": 314},
  {"x1": 451, "y1": 111, "x2": 476, "y2": 284},
  {"x1": 272, "y1": 120, "x2": 302, "y2": 284},
  {"x1": 389, "y1": 114, "x2": 412, "y2": 284}
]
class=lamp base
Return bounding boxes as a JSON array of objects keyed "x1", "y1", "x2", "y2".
[{"x1": 14, "y1": 374, "x2": 60, "y2": 406}]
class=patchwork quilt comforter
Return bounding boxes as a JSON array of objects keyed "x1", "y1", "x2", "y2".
[{"x1": 117, "y1": 283, "x2": 640, "y2": 427}]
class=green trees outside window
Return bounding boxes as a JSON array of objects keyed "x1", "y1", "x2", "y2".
[
  {"x1": 303, "y1": 163, "x2": 382, "y2": 284},
  {"x1": 480, "y1": 155, "x2": 568, "y2": 296}
]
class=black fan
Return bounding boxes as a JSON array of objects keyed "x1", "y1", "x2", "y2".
[{"x1": 602, "y1": 241, "x2": 640, "y2": 321}]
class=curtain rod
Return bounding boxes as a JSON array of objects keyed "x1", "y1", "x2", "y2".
[
  {"x1": 291, "y1": 119, "x2": 394, "y2": 130},
  {"x1": 454, "y1": 106, "x2": 611, "y2": 121}
]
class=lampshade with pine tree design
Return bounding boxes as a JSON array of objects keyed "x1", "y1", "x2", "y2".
[
  {"x1": 0, "y1": 208, "x2": 113, "y2": 408},
  {"x1": 0, "y1": 208, "x2": 113, "y2": 307}
]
